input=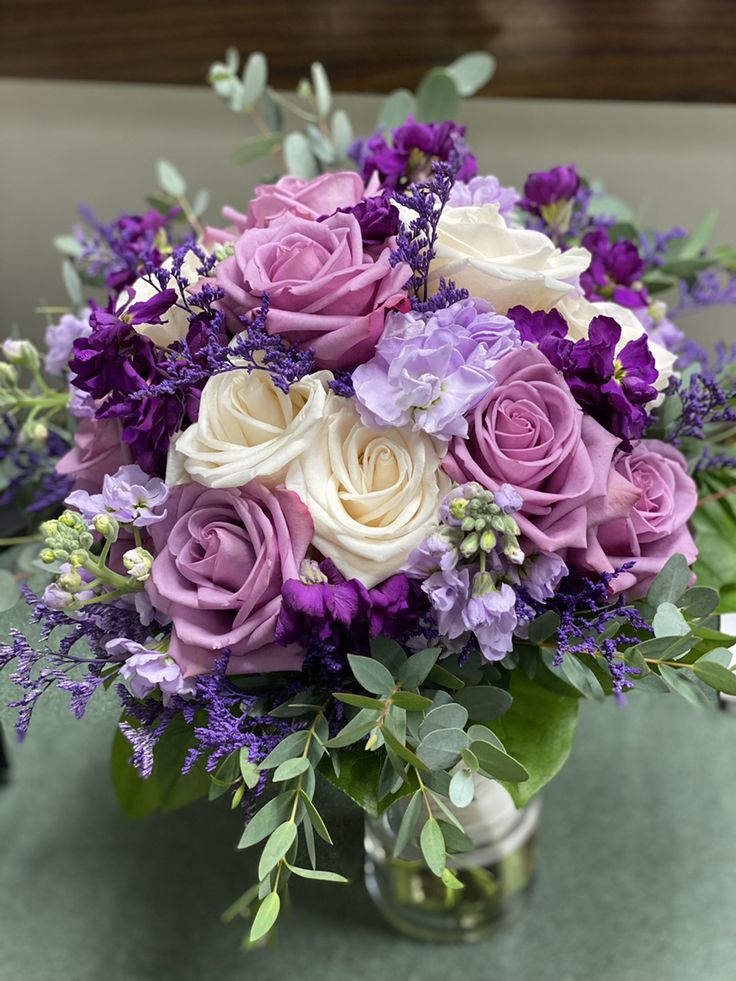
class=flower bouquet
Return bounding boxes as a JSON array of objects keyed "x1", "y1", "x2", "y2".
[{"x1": 3, "y1": 51, "x2": 736, "y2": 947}]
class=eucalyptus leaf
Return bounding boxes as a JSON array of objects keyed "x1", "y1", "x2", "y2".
[
  {"x1": 325, "y1": 708, "x2": 380, "y2": 749},
  {"x1": 454, "y1": 685, "x2": 512, "y2": 721},
  {"x1": 449, "y1": 769, "x2": 475, "y2": 808},
  {"x1": 258, "y1": 821, "x2": 297, "y2": 880},
  {"x1": 647, "y1": 553, "x2": 691, "y2": 607},
  {"x1": 391, "y1": 691, "x2": 434, "y2": 712},
  {"x1": 420, "y1": 817, "x2": 446, "y2": 876},
  {"x1": 300, "y1": 790, "x2": 332, "y2": 844},
  {"x1": 691, "y1": 659, "x2": 736, "y2": 695},
  {"x1": 287, "y1": 865, "x2": 348, "y2": 883},
  {"x1": 418, "y1": 703, "x2": 469, "y2": 741},
  {"x1": 259, "y1": 729, "x2": 309, "y2": 769},
  {"x1": 191, "y1": 188, "x2": 210, "y2": 218},
  {"x1": 0, "y1": 570, "x2": 19, "y2": 612},
  {"x1": 156, "y1": 158, "x2": 187, "y2": 198},
  {"x1": 370, "y1": 636, "x2": 408, "y2": 674},
  {"x1": 330, "y1": 109, "x2": 354, "y2": 158},
  {"x1": 416, "y1": 727, "x2": 468, "y2": 770},
  {"x1": 679, "y1": 210, "x2": 717, "y2": 259},
  {"x1": 282, "y1": 132, "x2": 318, "y2": 180},
  {"x1": 470, "y1": 741, "x2": 529, "y2": 783},
  {"x1": 238, "y1": 793, "x2": 293, "y2": 849},
  {"x1": 347, "y1": 654, "x2": 395, "y2": 695},
  {"x1": 378, "y1": 88, "x2": 416, "y2": 134},
  {"x1": 658, "y1": 663, "x2": 712, "y2": 708},
  {"x1": 652, "y1": 602, "x2": 691, "y2": 638},
  {"x1": 333, "y1": 692, "x2": 385, "y2": 711},
  {"x1": 677, "y1": 586, "x2": 720, "y2": 619},
  {"x1": 427, "y1": 663, "x2": 465, "y2": 689},
  {"x1": 272, "y1": 757, "x2": 311, "y2": 782},
  {"x1": 695, "y1": 646, "x2": 734, "y2": 667},
  {"x1": 53, "y1": 234, "x2": 83, "y2": 257},
  {"x1": 415, "y1": 69, "x2": 459, "y2": 123},
  {"x1": 249, "y1": 892, "x2": 280, "y2": 944},
  {"x1": 310, "y1": 62, "x2": 332, "y2": 116},
  {"x1": 398, "y1": 646, "x2": 440, "y2": 689},
  {"x1": 445, "y1": 51, "x2": 496, "y2": 96},
  {"x1": 393, "y1": 790, "x2": 423, "y2": 858},
  {"x1": 382, "y1": 726, "x2": 428, "y2": 771},
  {"x1": 466, "y1": 724, "x2": 505, "y2": 751},
  {"x1": 61, "y1": 260, "x2": 82, "y2": 306},
  {"x1": 527, "y1": 610, "x2": 561, "y2": 644},
  {"x1": 242, "y1": 51, "x2": 268, "y2": 106}
]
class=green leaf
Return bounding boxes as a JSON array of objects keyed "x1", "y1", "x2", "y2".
[
  {"x1": 398, "y1": 646, "x2": 441, "y2": 689},
  {"x1": 61, "y1": 259, "x2": 82, "y2": 306},
  {"x1": 0, "y1": 569, "x2": 19, "y2": 612},
  {"x1": 378, "y1": 88, "x2": 415, "y2": 134},
  {"x1": 441, "y1": 867, "x2": 464, "y2": 890},
  {"x1": 191, "y1": 188, "x2": 210, "y2": 218},
  {"x1": 438, "y1": 820, "x2": 473, "y2": 853},
  {"x1": 416, "y1": 727, "x2": 468, "y2": 770},
  {"x1": 470, "y1": 741, "x2": 529, "y2": 783},
  {"x1": 420, "y1": 817, "x2": 446, "y2": 876},
  {"x1": 677, "y1": 587, "x2": 720, "y2": 619},
  {"x1": 658, "y1": 663, "x2": 712, "y2": 708},
  {"x1": 691, "y1": 659, "x2": 736, "y2": 695},
  {"x1": 259, "y1": 730, "x2": 309, "y2": 769},
  {"x1": 300, "y1": 790, "x2": 332, "y2": 844},
  {"x1": 418, "y1": 703, "x2": 469, "y2": 740},
  {"x1": 272, "y1": 757, "x2": 311, "y2": 782},
  {"x1": 454, "y1": 685, "x2": 512, "y2": 721},
  {"x1": 445, "y1": 51, "x2": 496, "y2": 96},
  {"x1": 695, "y1": 646, "x2": 733, "y2": 667},
  {"x1": 449, "y1": 769, "x2": 475, "y2": 808},
  {"x1": 415, "y1": 69, "x2": 460, "y2": 124},
  {"x1": 241, "y1": 51, "x2": 268, "y2": 106},
  {"x1": 240, "y1": 748, "x2": 261, "y2": 788},
  {"x1": 541, "y1": 650, "x2": 605, "y2": 700},
  {"x1": 347, "y1": 654, "x2": 395, "y2": 695},
  {"x1": 370, "y1": 636, "x2": 407, "y2": 674},
  {"x1": 391, "y1": 691, "x2": 434, "y2": 712},
  {"x1": 282, "y1": 132, "x2": 318, "y2": 180},
  {"x1": 647, "y1": 553, "x2": 691, "y2": 607},
  {"x1": 679, "y1": 210, "x2": 717, "y2": 259},
  {"x1": 653, "y1": 602, "x2": 691, "y2": 638},
  {"x1": 239, "y1": 792, "x2": 293, "y2": 849},
  {"x1": 467, "y1": 724, "x2": 505, "y2": 751},
  {"x1": 325, "y1": 708, "x2": 380, "y2": 749},
  {"x1": 487, "y1": 672, "x2": 579, "y2": 807},
  {"x1": 53, "y1": 234, "x2": 83, "y2": 257},
  {"x1": 258, "y1": 821, "x2": 297, "y2": 879},
  {"x1": 527, "y1": 610, "x2": 561, "y2": 644},
  {"x1": 330, "y1": 110, "x2": 354, "y2": 158},
  {"x1": 333, "y1": 692, "x2": 385, "y2": 710},
  {"x1": 382, "y1": 726, "x2": 429, "y2": 771},
  {"x1": 249, "y1": 892, "x2": 280, "y2": 944},
  {"x1": 318, "y1": 746, "x2": 415, "y2": 817},
  {"x1": 310, "y1": 61, "x2": 332, "y2": 116},
  {"x1": 286, "y1": 865, "x2": 348, "y2": 883},
  {"x1": 111, "y1": 715, "x2": 210, "y2": 819},
  {"x1": 156, "y1": 158, "x2": 186, "y2": 198},
  {"x1": 233, "y1": 133, "x2": 282, "y2": 163},
  {"x1": 427, "y1": 663, "x2": 465, "y2": 689},
  {"x1": 393, "y1": 790, "x2": 423, "y2": 858}
]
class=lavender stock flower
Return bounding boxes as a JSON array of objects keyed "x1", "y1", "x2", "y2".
[
  {"x1": 66, "y1": 464, "x2": 169, "y2": 527},
  {"x1": 44, "y1": 310, "x2": 91, "y2": 375},
  {"x1": 448, "y1": 175, "x2": 520, "y2": 217}
]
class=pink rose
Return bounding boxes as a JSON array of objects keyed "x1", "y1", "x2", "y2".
[
  {"x1": 146, "y1": 482, "x2": 313, "y2": 677},
  {"x1": 216, "y1": 211, "x2": 411, "y2": 370},
  {"x1": 205, "y1": 171, "x2": 366, "y2": 244},
  {"x1": 442, "y1": 346, "x2": 640, "y2": 554},
  {"x1": 56, "y1": 417, "x2": 133, "y2": 494},
  {"x1": 570, "y1": 439, "x2": 698, "y2": 597}
]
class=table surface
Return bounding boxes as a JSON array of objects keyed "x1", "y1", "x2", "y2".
[{"x1": 2, "y1": 599, "x2": 736, "y2": 981}]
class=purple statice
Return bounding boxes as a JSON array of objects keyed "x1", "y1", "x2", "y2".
[
  {"x1": 321, "y1": 191, "x2": 400, "y2": 249},
  {"x1": 0, "y1": 420, "x2": 72, "y2": 514},
  {"x1": 0, "y1": 586, "x2": 150, "y2": 739},
  {"x1": 390, "y1": 160, "x2": 467, "y2": 310},
  {"x1": 672, "y1": 268, "x2": 736, "y2": 317},
  {"x1": 355, "y1": 117, "x2": 477, "y2": 191},
  {"x1": 580, "y1": 228, "x2": 649, "y2": 309},
  {"x1": 66, "y1": 464, "x2": 169, "y2": 527},
  {"x1": 352, "y1": 299, "x2": 520, "y2": 440},
  {"x1": 515, "y1": 564, "x2": 650, "y2": 698},
  {"x1": 448, "y1": 175, "x2": 520, "y2": 217},
  {"x1": 662, "y1": 369, "x2": 736, "y2": 470},
  {"x1": 44, "y1": 310, "x2": 91, "y2": 375},
  {"x1": 328, "y1": 370, "x2": 355, "y2": 398},
  {"x1": 110, "y1": 638, "x2": 195, "y2": 702},
  {"x1": 638, "y1": 225, "x2": 688, "y2": 269},
  {"x1": 520, "y1": 165, "x2": 580, "y2": 211},
  {"x1": 508, "y1": 306, "x2": 658, "y2": 446},
  {"x1": 73, "y1": 205, "x2": 179, "y2": 290}
]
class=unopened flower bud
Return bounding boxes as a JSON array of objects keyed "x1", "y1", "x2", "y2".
[
  {"x1": 69, "y1": 549, "x2": 89, "y2": 567},
  {"x1": 479, "y1": 529, "x2": 497, "y2": 552},
  {"x1": 2, "y1": 338, "x2": 39, "y2": 370},
  {"x1": 93, "y1": 513, "x2": 119, "y2": 542},
  {"x1": 42, "y1": 582, "x2": 75, "y2": 610},
  {"x1": 22, "y1": 420, "x2": 48, "y2": 444},
  {"x1": 59, "y1": 511, "x2": 78, "y2": 528},
  {"x1": 123, "y1": 547, "x2": 153, "y2": 582},
  {"x1": 40, "y1": 548, "x2": 56, "y2": 564},
  {"x1": 461, "y1": 515, "x2": 476, "y2": 532},
  {"x1": 472, "y1": 570, "x2": 494, "y2": 597},
  {"x1": 57, "y1": 570, "x2": 84, "y2": 592},
  {"x1": 40, "y1": 520, "x2": 59, "y2": 538},
  {"x1": 52, "y1": 548, "x2": 70, "y2": 561},
  {"x1": 504, "y1": 543, "x2": 525, "y2": 565},
  {"x1": 0, "y1": 362, "x2": 17, "y2": 385},
  {"x1": 449, "y1": 497, "x2": 469, "y2": 520},
  {"x1": 459, "y1": 532, "x2": 479, "y2": 558}
]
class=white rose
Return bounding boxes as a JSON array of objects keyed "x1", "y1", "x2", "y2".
[
  {"x1": 427, "y1": 204, "x2": 590, "y2": 313},
  {"x1": 122, "y1": 250, "x2": 207, "y2": 348},
  {"x1": 172, "y1": 368, "x2": 332, "y2": 488},
  {"x1": 285, "y1": 395, "x2": 450, "y2": 587},
  {"x1": 556, "y1": 295, "x2": 677, "y2": 394}
]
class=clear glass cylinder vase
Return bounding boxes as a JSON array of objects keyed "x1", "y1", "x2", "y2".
[{"x1": 364, "y1": 776, "x2": 540, "y2": 943}]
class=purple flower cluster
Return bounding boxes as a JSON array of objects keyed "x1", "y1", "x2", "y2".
[
  {"x1": 580, "y1": 228, "x2": 649, "y2": 309},
  {"x1": 321, "y1": 190, "x2": 400, "y2": 249},
  {"x1": 508, "y1": 305, "x2": 658, "y2": 445},
  {"x1": 355, "y1": 117, "x2": 477, "y2": 190},
  {"x1": 520, "y1": 164, "x2": 579, "y2": 211},
  {"x1": 448, "y1": 175, "x2": 520, "y2": 217},
  {"x1": 352, "y1": 298, "x2": 520, "y2": 439},
  {"x1": 66, "y1": 464, "x2": 169, "y2": 527}
]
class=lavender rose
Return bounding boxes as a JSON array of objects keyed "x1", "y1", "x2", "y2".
[
  {"x1": 216, "y1": 211, "x2": 411, "y2": 370},
  {"x1": 570, "y1": 439, "x2": 698, "y2": 597},
  {"x1": 146, "y1": 482, "x2": 313, "y2": 677},
  {"x1": 442, "y1": 346, "x2": 640, "y2": 554}
]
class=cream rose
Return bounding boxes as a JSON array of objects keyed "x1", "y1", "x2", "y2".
[
  {"x1": 285, "y1": 395, "x2": 450, "y2": 587},
  {"x1": 172, "y1": 369, "x2": 332, "y2": 488},
  {"x1": 427, "y1": 204, "x2": 590, "y2": 313},
  {"x1": 124, "y1": 250, "x2": 207, "y2": 348},
  {"x1": 556, "y1": 294, "x2": 677, "y2": 395}
]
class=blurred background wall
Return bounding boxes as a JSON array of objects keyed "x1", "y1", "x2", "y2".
[{"x1": 1, "y1": 0, "x2": 735, "y2": 102}]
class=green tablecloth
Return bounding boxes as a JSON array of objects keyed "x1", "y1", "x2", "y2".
[{"x1": 1, "y1": 601, "x2": 736, "y2": 981}]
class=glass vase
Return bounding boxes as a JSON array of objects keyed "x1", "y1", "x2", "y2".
[{"x1": 364, "y1": 776, "x2": 540, "y2": 943}]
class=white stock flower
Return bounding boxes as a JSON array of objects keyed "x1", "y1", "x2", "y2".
[
  {"x1": 172, "y1": 369, "x2": 332, "y2": 488},
  {"x1": 427, "y1": 204, "x2": 590, "y2": 313},
  {"x1": 556, "y1": 294, "x2": 677, "y2": 394},
  {"x1": 285, "y1": 394, "x2": 450, "y2": 587},
  {"x1": 124, "y1": 250, "x2": 206, "y2": 348}
]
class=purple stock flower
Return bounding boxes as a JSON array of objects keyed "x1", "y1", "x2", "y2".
[
  {"x1": 353, "y1": 298, "x2": 520, "y2": 439},
  {"x1": 423, "y1": 566, "x2": 471, "y2": 640},
  {"x1": 580, "y1": 228, "x2": 648, "y2": 309},
  {"x1": 66, "y1": 464, "x2": 168, "y2": 527},
  {"x1": 44, "y1": 310, "x2": 91, "y2": 375},
  {"x1": 448, "y1": 175, "x2": 520, "y2": 217},
  {"x1": 521, "y1": 165, "x2": 579, "y2": 210},
  {"x1": 75, "y1": 205, "x2": 178, "y2": 291},
  {"x1": 111, "y1": 638, "x2": 195, "y2": 702},
  {"x1": 463, "y1": 579, "x2": 517, "y2": 662},
  {"x1": 322, "y1": 191, "x2": 400, "y2": 248},
  {"x1": 358, "y1": 117, "x2": 477, "y2": 190},
  {"x1": 507, "y1": 305, "x2": 658, "y2": 445},
  {"x1": 520, "y1": 552, "x2": 568, "y2": 603}
]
